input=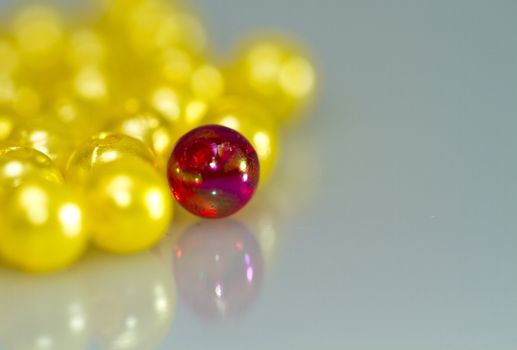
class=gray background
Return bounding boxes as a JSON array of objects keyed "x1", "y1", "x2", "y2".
[{"x1": 0, "y1": 0, "x2": 517, "y2": 349}]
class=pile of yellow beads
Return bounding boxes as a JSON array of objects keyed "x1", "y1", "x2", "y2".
[{"x1": 0, "y1": 0, "x2": 317, "y2": 273}]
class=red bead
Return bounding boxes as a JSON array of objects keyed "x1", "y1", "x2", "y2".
[{"x1": 167, "y1": 125, "x2": 260, "y2": 218}]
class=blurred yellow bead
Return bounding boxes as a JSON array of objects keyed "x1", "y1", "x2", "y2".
[
  {"x1": 0, "y1": 112, "x2": 16, "y2": 146},
  {"x1": 107, "y1": 110, "x2": 175, "y2": 169},
  {"x1": 12, "y1": 86, "x2": 42, "y2": 118},
  {"x1": 232, "y1": 37, "x2": 317, "y2": 123},
  {"x1": 149, "y1": 86, "x2": 209, "y2": 136},
  {"x1": 66, "y1": 132, "x2": 157, "y2": 183},
  {"x1": 12, "y1": 5, "x2": 65, "y2": 70},
  {"x1": 159, "y1": 48, "x2": 197, "y2": 86},
  {"x1": 206, "y1": 96, "x2": 280, "y2": 181},
  {"x1": 84, "y1": 157, "x2": 173, "y2": 253},
  {"x1": 127, "y1": 1, "x2": 206, "y2": 55},
  {"x1": 73, "y1": 64, "x2": 110, "y2": 104},
  {"x1": 10, "y1": 118, "x2": 77, "y2": 171},
  {"x1": 190, "y1": 63, "x2": 225, "y2": 101},
  {"x1": 0, "y1": 39, "x2": 19, "y2": 74},
  {"x1": 0, "y1": 74, "x2": 17, "y2": 108},
  {"x1": 52, "y1": 96, "x2": 106, "y2": 137},
  {"x1": 66, "y1": 28, "x2": 106, "y2": 67},
  {"x1": 0, "y1": 178, "x2": 88, "y2": 273},
  {"x1": 0, "y1": 147, "x2": 63, "y2": 193}
]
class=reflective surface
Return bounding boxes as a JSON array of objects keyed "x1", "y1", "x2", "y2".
[{"x1": 0, "y1": 0, "x2": 516, "y2": 349}]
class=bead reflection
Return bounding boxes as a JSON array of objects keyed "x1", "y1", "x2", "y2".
[
  {"x1": 174, "y1": 220, "x2": 264, "y2": 320},
  {"x1": 0, "y1": 266, "x2": 89, "y2": 350},
  {"x1": 0, "y1": 248, "x2": 175, "y2": 349}
]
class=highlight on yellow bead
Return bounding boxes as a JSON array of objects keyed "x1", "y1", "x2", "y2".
[
  {"x1": 0, "y1": 178, "x2": 88, "y2": 273},
  {"x1": 66, "y1": 132, "x2": 157, "y2": 183},
  {"x1": 231, "y1": 35, "x2": 317, "y2": 123},
  {"x1": 83, "y1": 157, "x2": 173, "y2": 253},
  {"x1": 206, "y1": 95, "x2": 280, "y2": 181},
  {"x1": 0, "y1": 146, "x2": 63, "y2": 192}
]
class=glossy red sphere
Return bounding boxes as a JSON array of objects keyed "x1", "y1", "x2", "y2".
[{"x1": 167, "y1": 125, "x2": 260, "y2": 218}]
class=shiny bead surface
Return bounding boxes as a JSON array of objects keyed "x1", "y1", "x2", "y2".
[
  {"x1": 0, "y1": 146, "x2": 62, "y2": 193},
  {"x1": 206, "y1": 96, "x2": 280, "y2": 182},
  {"x1": 231, "y1": 37, "x2": 317, "y2": 123},
  {"x1": 167, "y1": 125, "x2": 260, "y2": 219},
  {"x1": 66, "y1": 132, "x2": 156, "y2": 183},
  {"x1": 0, "y1": 178, "x2": 88, "y2": 272},
  {"x1": 84, "y1": 157, "x2": 173, "y2": 253}
]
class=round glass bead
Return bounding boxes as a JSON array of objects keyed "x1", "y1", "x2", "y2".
[{"x1": 167, "y1": 125, "x2": 260, "y2": 219}]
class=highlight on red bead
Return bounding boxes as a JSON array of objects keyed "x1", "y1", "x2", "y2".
[{"x1": 167, "y1": 125, "x2": 260, "y2": 218}]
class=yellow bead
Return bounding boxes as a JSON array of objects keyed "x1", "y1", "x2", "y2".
[
  {"x1": 0, "y1": 146, "x2": 62, "y2": 193},
  {"x1": 107, "y1": 111, "x2": 175, "y2": 170},
  {"x1": 72, "y1": 64, "x2": 110, "y2": 104},
  {"x1": 190, "y1": 63, "x2": 225, "y2": 102},
  {"x1": 149, "y1": 86, "x2": 209, "y2": 136},
  {"x1": 0, "y1": 39, "x2": 19, "y2": 74},
  {"x1": 51, "y1": 96, "x2": 106, "y2": 137},
  {"x1": 12, "y1": 5, "x2": 65, "y2": 70},
  {"x1": 66, "y1": 132, "x2": 157, "y2": 183},
  {"x1": 231, "y1": 37, "x2": 317, "y2": 123},
  {"x1": 159, "y1": 48, "x2": 197, "y2": 86},
  {"x1": 84, "y1": 157, "x2": 173, "y2": 253},
  {"x1": 0, "y1": 178, "x2": 88, "y2": 273},
  {"x1": 206, "y1": 96, "x2": 280, "y2": 181},
  {"x1": 9, "y1": 118, "x2": 77, "y2": 171},
  {"x1": 0, "y1": 112, "x2": 17, "y2": 146},
  {"x1": 126, "y1": 1, "x2": 206, "y2": 55},
  {"x1": 66, "y1": 28, "x2": 106, "y2": 67}
]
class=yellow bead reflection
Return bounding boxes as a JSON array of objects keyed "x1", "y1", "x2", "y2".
[
  {"x1": 0, "y1": 147, "x2": 62, "y2": 193},
  {"x1": 66, "y1": 132, "x2": 157, "y2": 183},
  {"x1": 107, "y1": 111, "x2": 175, "y2": 169},
  {"x1": 84, "y1": 157, "x2": 173, "y2": 253},
  {"x1": 232, "y1": 37, "x2": 317, "y2": 123},
  {"x1": 0, "y1": 178, "x2": 88, "y2": 273},
  {"x1": 206, "y1": 96, "x2": 280, "y2": 181},
  {"x1": 0, "y1": 265, "x2": 90, "y2": 349},
  {"x1": 82, "y1": 249, "x2": 176, "y2": 350}
]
